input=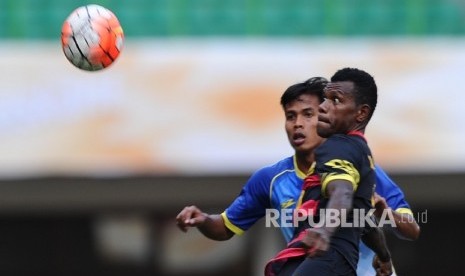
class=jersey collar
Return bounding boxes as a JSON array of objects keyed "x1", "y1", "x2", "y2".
[{"x1": 347, "y1": 130, "x2": 366, "y2": 142}]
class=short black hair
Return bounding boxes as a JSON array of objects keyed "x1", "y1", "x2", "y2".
[
  {"x1": 330, "y1": 68, "x2": 377, "y2": 120},
  {"x1": 280, "y1": 77, "x2": 328, "y2": 108}
]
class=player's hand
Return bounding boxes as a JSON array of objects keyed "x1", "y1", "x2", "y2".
[
  {"x1": 176, "y1": 205, "x2": 208, "y2": 232},
  {"x1": 372, "y1": 254, "x2": 393, "y2": 276},
  {"x1": 302, "y1": 228, "x2": 330, "y2": 257},
  {"x1": 373, "y1": 192, "x2": 389, "y2": 218}
]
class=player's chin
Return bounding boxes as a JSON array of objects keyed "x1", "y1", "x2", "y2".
[
  {"x1": 295, "y1": 144, "x2": 320, "y2": 155},
  {"x1": 316, "y1": 125, "x2": 331, "y2": 138},
  {"x1": 290, "y1": 140, "x2": 305, "y2": 150},
  {"x1": 293, "y1": 139, "x2": 315, "y2": 151}
]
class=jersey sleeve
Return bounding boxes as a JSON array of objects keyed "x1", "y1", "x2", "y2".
[
  {"x1": 222, "y1": 168, "x2": 271, "y2": 235},
  {"x1": 374, "y1": 165, "x2": 413, "y2": 215},
  {"x1": 315, "y1": 136, "x2": 368, "y2": 196}
]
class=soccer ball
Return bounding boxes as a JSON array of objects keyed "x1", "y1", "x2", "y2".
[{"x1": 61, "y1": 5, "x2": 124, "y2": 71}]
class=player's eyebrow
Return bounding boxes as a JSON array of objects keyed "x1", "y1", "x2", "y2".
[{"x1": 324, "y1": 83, "x2": 346, "y2": 95}]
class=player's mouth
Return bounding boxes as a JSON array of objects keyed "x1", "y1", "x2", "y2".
[
  {"x1": 317, "y1": 115, "x2": 330, "y2": 126},
  {"x1": 292, "y1": 132, "x2": 306, "y2": 146}
]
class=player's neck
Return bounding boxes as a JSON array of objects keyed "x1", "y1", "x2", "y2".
[{"x1": 295, "y1": 151, "x2": 315, "y2": 174}]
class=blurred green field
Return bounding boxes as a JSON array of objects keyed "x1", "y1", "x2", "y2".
[{"x1": 0, "y1": 0, "x2": 464, "y2": 39}]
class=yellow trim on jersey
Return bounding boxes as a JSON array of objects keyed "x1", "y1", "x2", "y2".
[
  {"x1": 320, "y1": 159, "x2": 360, "y2": 197},
  {"x1": 324, "y1": 159, "x2": 360, "y2": 183},
  {"x1": 395, "y1": 208, "x2": 413, "y2": 216},
  {"x1": 296, "y1": 189, "x2": 306, "y2": 209},
  {"x1": 307, "y1": 162, "x2": 316, "y2": 176},
  {"x1": 295, "y1": 162, "x2": 316, "y2": 208},
  {"x1": 321, "y1": 173, "x2": 357, "y2": 197},
  {"x1": 293, "y1": 155, "x2": 307, "y2": 179},
  {"x1": 221, "y1": 212, "x2": 245, "y2": 235},
  {"x1": 281, "y1": 198, "x2": 295, "y2": 209},
  {"x1": 368, "y1": 155, "x2": 375, "y2": 169}
]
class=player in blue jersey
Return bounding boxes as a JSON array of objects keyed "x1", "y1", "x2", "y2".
[
  {"x1": 357, "y1": 165, "x2": 420, "y2": 275},
  {"x1": 176, "y1": 77, "x2": 328, "y2": 241},
  {"x1": 176, "y1": 74, "x2": 419, "y2": 275}
]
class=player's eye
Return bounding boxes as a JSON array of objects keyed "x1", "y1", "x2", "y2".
[
  {"x1": 285, "y1": 113, "x2": 295, "y2": 120},
  {"x1": 334, "y1": 98, "x2": 340, "y2": 104}
]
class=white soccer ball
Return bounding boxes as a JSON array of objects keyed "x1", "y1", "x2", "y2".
[{"x1": 61, "y1": 5, "x2": 124, "y2": 71}]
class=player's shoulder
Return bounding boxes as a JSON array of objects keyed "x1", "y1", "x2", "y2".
[
  {"x1": 374, "y1": 165, "x2": 402, "y2": 192},
  {"x1": 375, "y1": 165, "x2": 397, "y2": 186},
  {"x1": 317, "y1": 134, "x2": 368, "y2": 154},
  {"x1": 251, "y1": 156, "x2": 294, "y2": 178},
  {"x1": 260, "y1": 156, "x2": 294, "y2": 171},
  {"x1": 330, "y1": 133, "x2": 367, "y2": 145}
]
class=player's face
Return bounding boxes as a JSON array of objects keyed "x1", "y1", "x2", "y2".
[
  {"x1": 317, "y1": 81, "x2": 359, "y2": 138},
  {"x1": 284, "y1": 94, "x2": 324, "y2": 153}
]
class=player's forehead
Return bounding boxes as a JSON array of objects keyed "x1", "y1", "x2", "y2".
[
  {"x1": 284, "y1": 94, "x2": 319, "y2": 111},
  {"x1": 323, "y1": 81, "x2": 354, "y2": 96}
]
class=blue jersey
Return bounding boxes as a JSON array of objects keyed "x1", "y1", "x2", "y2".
[
  {"x1": 357, "y1": 164, "x2": 413, "y2": 276},
  {"x1": 222, "y1": 155, "x2": 307, "y2": 242}
]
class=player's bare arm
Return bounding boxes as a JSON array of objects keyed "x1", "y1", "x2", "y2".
[
  {"x1": 362, "y1": 226, "x2": 392, "y2": 276},
  {"x1": 373, "y1": 193, "x2": 420, "y2": 240},
  {"x1": 302, "y1": 179, "x2": 353, "y2": 257},
  {"x1": 176, "y1": 205, "x2": 234, "y2": 241}
]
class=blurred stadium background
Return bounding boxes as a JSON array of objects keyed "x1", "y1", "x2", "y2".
[{"x1": 0, "y1": 0, "x2": 463, "y2": 275}]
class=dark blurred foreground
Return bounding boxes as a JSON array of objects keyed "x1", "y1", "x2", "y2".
[{"x1": 0, "y1": 172, "x2": 460, "y2": 276}]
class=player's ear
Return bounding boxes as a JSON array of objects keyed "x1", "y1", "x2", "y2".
[{"x1": 356, "y1": 104, "x2": 371, "y2": 123}]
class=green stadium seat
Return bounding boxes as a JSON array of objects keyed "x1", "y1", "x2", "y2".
[{"x1": 0, "y1": 0, "x2": 464, "y2": 39}]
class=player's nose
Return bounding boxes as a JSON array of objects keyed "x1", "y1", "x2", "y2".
[
  {"x1": 319, "y1": 100, "x2": 328, "y2": 113},
  {"x1": 294, "y1": 114, "x2": 304, "y2": 128}
]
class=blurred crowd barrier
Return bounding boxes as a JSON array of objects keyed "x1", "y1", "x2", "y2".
[
  {"x1": 0, "y1": 173, "x2": 462, "y2": 275},
  {"x1": 0, "y1": 38, "x2": 464, "y2": 178},
  {"x1": 1, "y1": 0, "x2": 463, "y2": 38}
]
